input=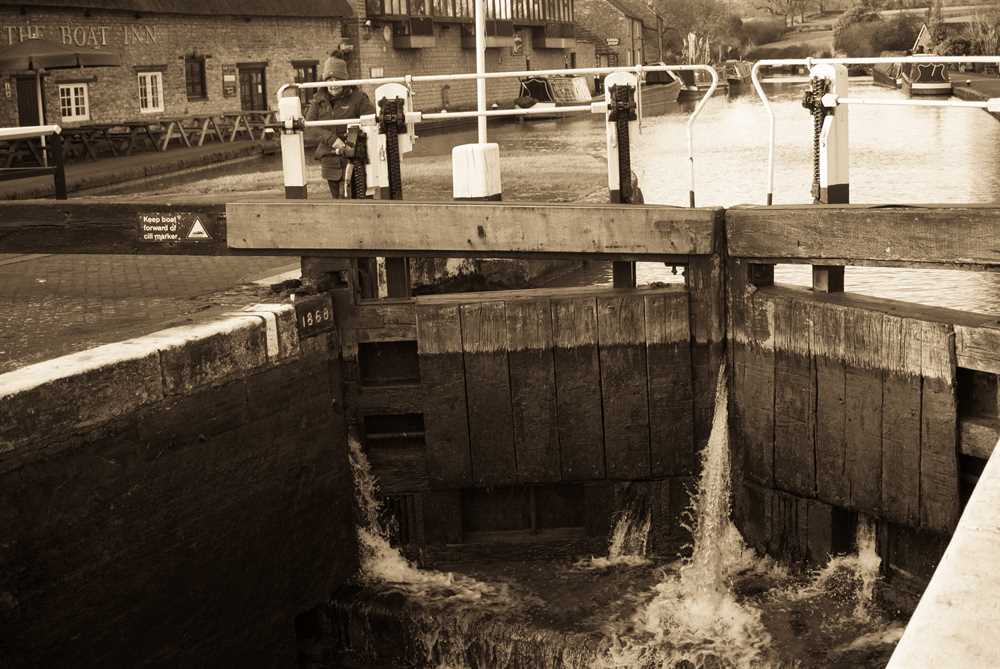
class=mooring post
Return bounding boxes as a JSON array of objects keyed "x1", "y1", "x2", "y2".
[
  {"x1": 278, "y1": 90, "x2": 308, "y2": 200},
  {"x1": 49, "y1": 131, "x2": 67, "y2": 200},
  {"x1": 453, "y1": 0, "x2": 502, "y2": 202},
  {"x1": 604, "y1": 70, "x2": 640, "y2": 288},
  {"x1": 809, "y1": 62, "x2": 849, "y2": 293}
]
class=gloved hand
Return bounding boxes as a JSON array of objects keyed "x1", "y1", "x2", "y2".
[{"x1": 329, "y1": 136, "x2": 357, "y2": 158}]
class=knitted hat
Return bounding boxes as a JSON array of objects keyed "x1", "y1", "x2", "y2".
[{"x1": 322, "y1": 56, "x2": 349, "y2": 81}]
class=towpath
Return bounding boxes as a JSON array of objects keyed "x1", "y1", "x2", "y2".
[
  {"x1": 0, "y1": 140, "x2": 260, "y2": 200},
  {"x1": 0, "y1": 253, "x2": 297, "y2": 373}
]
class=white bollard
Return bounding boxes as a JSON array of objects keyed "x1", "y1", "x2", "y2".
[
  {"x1": 278, "y1": 93, "x2": 307, "y2": 200},
  {"x1": 452, "y1": 142, "x2": 502, "y2": 200},
  {"x1": 811, "y1": 63, "x2": 849, "y2": 204}
]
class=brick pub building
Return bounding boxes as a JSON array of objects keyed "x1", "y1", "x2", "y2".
[
  {"x1": 1, "y1": 0, "x2": 595, "y2": 129},
  {"x1": 0, "y1": 1, "x2": 351, "y2": 128}
]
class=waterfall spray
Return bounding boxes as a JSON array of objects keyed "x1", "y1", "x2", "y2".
[
  {"x1": 611, "y1": 363, "x2": 774, "y2": 668},
  {"x1": 348, "y1": 436, "x2": 498, "y2": 601}
]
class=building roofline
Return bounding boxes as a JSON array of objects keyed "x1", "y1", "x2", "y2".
[{"x1": 0, "y1": 0, "x2": 354, "y2": 19}]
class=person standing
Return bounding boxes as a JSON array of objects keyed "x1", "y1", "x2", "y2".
[{"x1": 305, "y1": 56, "x2": 376, "y2": 198}]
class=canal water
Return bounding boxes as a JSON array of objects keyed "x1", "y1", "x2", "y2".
[{"x1": 126, "y1": 80, "x2": 1000, "y2": 314}]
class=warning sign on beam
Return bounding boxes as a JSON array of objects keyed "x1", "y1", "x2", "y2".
[{"x1": 138, "y1": 212, "x2": 215, "y2": 243}]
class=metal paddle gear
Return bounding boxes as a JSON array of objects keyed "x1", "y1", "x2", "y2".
[
  {"x1": 802, "y1": 77, "x2": 831, "y2": 204},
  {"x1": 609, "y1": 84, "x2": 637, "y2": 204}
]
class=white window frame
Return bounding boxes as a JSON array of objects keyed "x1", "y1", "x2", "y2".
[
  {"x1": 137, "y1": 71, "x2": 164, "y2": 113},
  {"x1": 58, "y1": 83, "x2": 90, "y2": 122}
]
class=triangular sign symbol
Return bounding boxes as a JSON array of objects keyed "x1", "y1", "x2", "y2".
[{"x1": 187, "y1": 218, "x2": 211, "y2": 239}]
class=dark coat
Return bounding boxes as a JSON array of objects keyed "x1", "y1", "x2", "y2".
[{"x1": 304, "y1": 86, "x2": 376, "y2": 181}]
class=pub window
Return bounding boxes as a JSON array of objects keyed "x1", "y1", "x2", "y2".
[
  {"x1": 58, "y1": 83, "x2": 89, "y2": 122},
  {"x1": 137, "y1": 71, "x2": 164, "y2": 113},
  {"x1": 185, "y1": 56, "x2": 207, "y2": 100},
  {"x1": 293, "y1": 61, "x2": 318, "y2": 106}
]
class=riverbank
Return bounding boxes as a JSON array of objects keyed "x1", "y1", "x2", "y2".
[
  {"x1": 951, "y1": 70, "x2": 1000, "y2": 120},
  {"x1": 0, "y1": 140, "x2": 261, "y2": 200}
]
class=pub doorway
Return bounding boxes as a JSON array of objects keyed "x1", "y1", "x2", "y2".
[
  {"x1": 238, "y1": 64, "x2": 267, "y2": 111},
  {"x1": 16, "y1": 75, "x2": 42, "y2": 126}
]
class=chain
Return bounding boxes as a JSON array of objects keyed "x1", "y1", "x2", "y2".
[
  {"x1": 801, "y1": 77, "x2": 831, "y2": 203},
  {"x1": 349, "y1": 130, "x2": 368, "y2": 199},
  {"x1": 379, "y1": 97, "x2": 407, "y2": 200}
]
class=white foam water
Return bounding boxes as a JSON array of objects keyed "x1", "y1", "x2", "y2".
[
  {"x1": 607, "y1": 363, "x2": 775, "y2": 668},
  {"x1": 348, "y1": 436, "x2": 502, "y2": 603},
  {"x1": 790, "y1": 517, "x2": 883, "y2": 622},
  {"x1": 578, "y1": 491, "x2": 653, "y2": 570}
]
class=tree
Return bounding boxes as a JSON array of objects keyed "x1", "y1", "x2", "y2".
[
  {"x1": 926, "y1": 0, "x2": 945, "y2": 44},
  {"x1": 965, "y1": 9, "x2": 1000, "y2": 56},
  {"x1": 755, "y1": 0, "x2": 808, "y2": 27},
  {"x1": 649, "y1": 0, "x2": 746, "y2": 58},
  {"x1": 833, "y1": 0, "x2": 882, "y2": 39}
]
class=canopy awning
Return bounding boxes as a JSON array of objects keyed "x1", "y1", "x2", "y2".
[{"x1": 0, "y1": 38, "x2": 121, "y2": 72}]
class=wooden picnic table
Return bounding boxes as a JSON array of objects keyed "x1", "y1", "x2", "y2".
[
  {"x1": 219, "y1": 112, "x2": 256, "y2": 142},
  {"x1": 106, "y1": 121, "x2": 162, "y2": 156},
  {"x1": 60, "y1": 124, "x2": 120, "y2": 161},
  {"x1": 243, "y1": 109, "x2": 277, "y2": 138},
  {"x1": 160, "y1": 114, "x2": 227, "y2": 150},
  {"x1": 0, "y1": 136, "x2": 43, "y2": 167}
]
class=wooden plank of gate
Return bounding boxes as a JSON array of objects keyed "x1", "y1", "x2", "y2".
[
  {"x1": 506, "y1": 298, "x2": 560, "y2": 484},
  {"x1": 920, "y1": 321, "x2": 960, "y2": 532},
  {"x1": 226, "y1": 201, "x2": 720, "y2": 258},
  {"x1": 881, "y1": 315, "x2": 922, "y2": 527},
  {"x1": 461, "y1": 300, "x2": 517, "y2": 487},
  {"x1": 597, "y1": 293, "x2": 651, "y2": 480},
  {"x1": 843, "y1": 307, "x2": 884, "y2": 516},
  {"x1": 725, "y1": 205, "x2": 1000, "y2": 267},
  {"x1": 772, "y1": 293, "x2": 815, "y2": 498},
  {"x1": 645, "y1": 290, "x2": 694, "y2": 477},
  {"x1": 415, "y1": 302, "x2": 471, "y2": 487},
  {"x1": 955, "y1": 325, "x2": 1000, "y2": 375},
  {"x1": 811, "y1": 301, "x2": 850, "y2": 508},
  {"x1": 737, "y1": 289, "x2": 775, "y2": 487},
  {"x1": 551, "y1": 296, "x2": 605, "y2": 481}
]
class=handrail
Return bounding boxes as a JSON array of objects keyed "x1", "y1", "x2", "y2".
[
  {"x1": 833, "y1": 96, "x2": 999, "y2": 109},
  {"x1": 0, "y1": 124, "x2": 62, "y2": 142},
  {"x1": 277, "y1": 63, "x2": 719, "y2": 208},
  {"x1": 751, "y1": 55, "x2": 1000, "y2": 205},
  {"x1": 0, "y1": 124, "x2": 67, "y2": 199}
]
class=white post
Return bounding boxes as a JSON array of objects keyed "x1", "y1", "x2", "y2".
[
  {"x1": 602, "y1": 70, "x2": 640, "y2": 203},
  {"x1": 475, "y1": 0, "x2": 487, "y2": 144},
  {"x1": 812, "y1": 63, "x2": 849, "y2": 204},
  {"x1": 811, "y1": 62, "x2": 848, "y2": 293},
  {"x1": 278, "y1": 92, "x2": 307, "y2": 199}
]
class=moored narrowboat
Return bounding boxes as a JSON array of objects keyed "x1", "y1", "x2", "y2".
[{"x1": 901, "y1": 57, "x2": 953, "y2": 96}]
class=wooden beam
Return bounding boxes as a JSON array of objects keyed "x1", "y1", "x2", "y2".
[
  {"x1": 226, "y1": 201, "x2": 722, "y2": 259},
  {"x1": 727, "y1": 205, "x2": 1000, "y2": 268},
  {"x1": 0, "y1": 201, "x2": 235, "y2": 256},
  {"x1": 960, "y1": 417, "x2": 999, "y2": 460}
]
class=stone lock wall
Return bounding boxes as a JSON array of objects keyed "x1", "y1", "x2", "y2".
[{"x1": 0, "y1": 305, "x2": 354, "y2": 668}]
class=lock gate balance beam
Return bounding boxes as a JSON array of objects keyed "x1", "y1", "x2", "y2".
[{"x1": 225, "y1": 201, "x2": 723, "y2": 260}]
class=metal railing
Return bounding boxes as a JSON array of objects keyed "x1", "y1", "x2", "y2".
[
  {"x1": 751, "y1": 55, "x2": 1000, "y2": 205},
  {"x1": 277, "y1": 63, "x2": 720, "y2": 206},
  {"x1": 0, "y1": 124, "x2": 67, "y2": 199}
]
